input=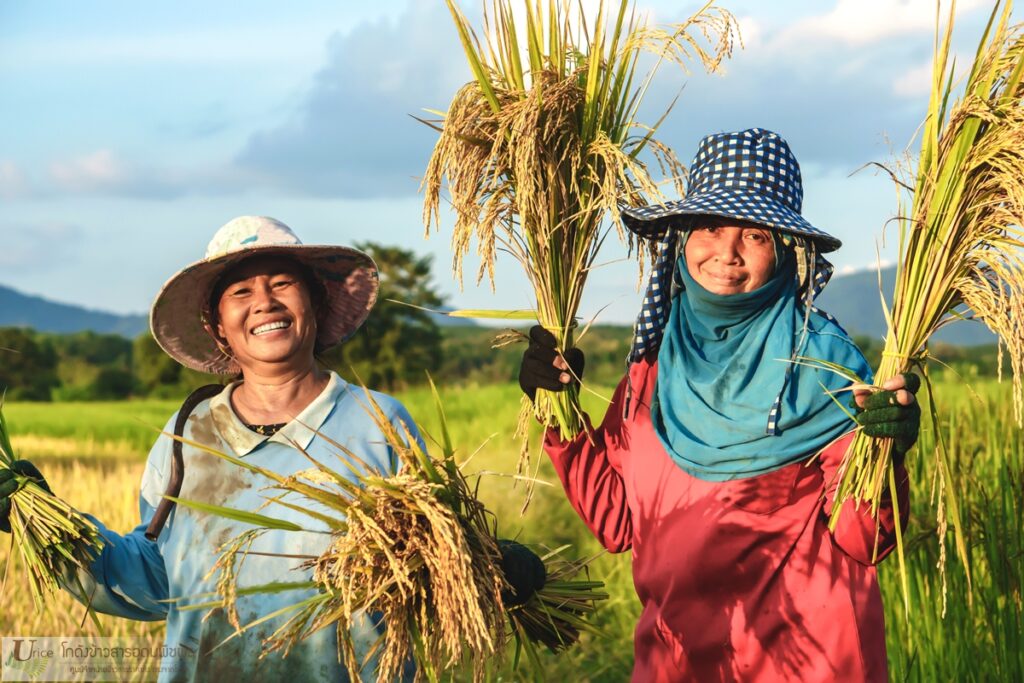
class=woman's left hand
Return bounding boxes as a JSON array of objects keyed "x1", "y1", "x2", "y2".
[
  {"x1": 497, "y1": 539, "x2": 547, "y2": 607},
  {"x1": 851, "y1": 373, "x2": 922, "y2": 466}
]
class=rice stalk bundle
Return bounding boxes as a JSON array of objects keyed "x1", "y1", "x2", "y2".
[
  {"x1": 828, "y1": 0, "x2": 1024, "y2": 601},
  {"x1": 172, "y1": 382, "x2": 607, "y2": 682},
  {"x1": 422, "y1": 0, "x2": 739, "y2": 442},
  {"x1": 0, "y1": 402, "x2": 103, "y2": 609}
]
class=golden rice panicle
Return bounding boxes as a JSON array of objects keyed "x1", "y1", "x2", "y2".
[
  {"x1": 306, "y1": 469, "x2": 505, "y2": 680},
  {"x1": 204, "y1": 528, "x2": 265, "y2": 630},
  {"x1": 423, "y1": 1, "x2": 739, "y2": 442},
  {"x1": 827, "y1": 1, "x2": 1024, "y2": 613}
]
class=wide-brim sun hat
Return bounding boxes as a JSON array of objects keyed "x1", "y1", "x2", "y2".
[
  {"x1": 622, "y1": 127, "x2": 841, "y2": 252},
  {"x1": 151, "y1": 216, "x2": 379, "y2": 375}
]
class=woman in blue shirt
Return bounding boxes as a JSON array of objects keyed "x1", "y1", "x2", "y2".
[{"x1": 2, "y1": 216, "x2": 417, "y2": 682}]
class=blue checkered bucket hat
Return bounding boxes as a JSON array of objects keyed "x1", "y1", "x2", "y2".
[
  {"x1": 622, "y1": 128, "x2": 841, "y2": 251},
  {"x1": 622, "y1": 129, "x2": 844, "y2": 375},
  {"x1": 617, "y1": 129, "x2": 851, "y2": 433}
]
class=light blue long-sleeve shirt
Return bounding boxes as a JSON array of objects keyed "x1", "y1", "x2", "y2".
[{"x1": 72, "y1": 372, "x2": 419, "y2": 682}]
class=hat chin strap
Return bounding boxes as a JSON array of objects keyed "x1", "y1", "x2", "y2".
[
  {"x1": 200, "y1": 321, "x2": 237, "y2": 374},
  {"x1": 203, "y1": 324, "x2": 231, "y2": 354}
]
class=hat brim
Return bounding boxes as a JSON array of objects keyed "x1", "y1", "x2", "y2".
[
  {"x1": 622, "y1": 187, "x2": 842, "y2": 252},
  {"x1": 150, "y1": 244, "x2": 379, "y2": 375}
]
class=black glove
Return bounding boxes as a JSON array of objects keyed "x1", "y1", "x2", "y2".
[
  {"x1": 498, "y1": 539, "x2": 547, "y2": 607},
  {"x1": 853, "y1": 373, "x2": 922, "y2": 466},
  {"x1": 518, "y1": 326, "x2": 585, "y2": 402},
  {"x1": 0, "y1": 460, "x2": 50, "y2": 533}
]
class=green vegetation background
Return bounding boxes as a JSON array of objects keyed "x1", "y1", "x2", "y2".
[
  {"x1": 0, "y1": 241, "x2": 1019, "y2": 679},
  {"x1": 0, "y1": 239, "x2": 1006, "y2": 402},
  {"x1": 2, "y1": 330, "x2": 1022, "y2": 679},
  {"x1": 0, "y1": 321, "x2": 1007, "y2": 402}
]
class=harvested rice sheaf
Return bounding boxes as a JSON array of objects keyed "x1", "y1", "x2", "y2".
[
  {"x1": 813, "y1": 1, "x2": 1024, "y2": 613},
  {"x1": 422, "y1": 0, "x2": 740, "y2": 449},
  {"x1": 305, "y1": 473, "x2": 506, "y2": 681},
  {"x1": 0, "y1": 402, "x2": 103, "y2": 609},
  {"x1": 173, "y1": 382, "x2": 607, "y2": 682}
]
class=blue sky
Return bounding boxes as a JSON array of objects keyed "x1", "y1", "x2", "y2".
[{"x1": 0, "y1": 0, "x2": 1006, "y2": 324}]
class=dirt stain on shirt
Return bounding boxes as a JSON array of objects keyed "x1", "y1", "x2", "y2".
[
  {"x1": 181, "y1": 412, "x2": 253, "y2": 510},
  {"x1": 210, "y1": 400, "x2": 262, "y2": 454}
]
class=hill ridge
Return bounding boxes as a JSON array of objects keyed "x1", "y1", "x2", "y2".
[
  {"x1": 0, "y1": 283, "x2": 149, "y2": 337},
  {"x1": 0, "y1": 282, "x2": 478, "y2": 337},
  {"x1": 0, "y1": 270, "x2": 997, "y2": 344}
]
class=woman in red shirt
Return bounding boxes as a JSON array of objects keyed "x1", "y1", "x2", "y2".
[{"x1": 519, "y1": 129, "x2": 920, "y2": 682}]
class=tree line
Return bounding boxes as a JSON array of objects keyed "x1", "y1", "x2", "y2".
[
  {"x1": 0, "y1": 323, "x2": 643, "y2": 402},
  {"x1": 0, "y1": 242, "x2": 637, "y2": 401},
  {"x1": 0, "y1": 239, "x2": 1001, "y2": 401},
  {"x1": 0, "y1": 318, "x2": 1003, "y2": 403}
]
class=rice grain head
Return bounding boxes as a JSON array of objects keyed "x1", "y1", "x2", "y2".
[
  {"x1": 829, "y1": 0, "x2": 1024, "y2": 614},
  {"x1": 423, "y1": 0, "x2": 740, "y2": 447}
]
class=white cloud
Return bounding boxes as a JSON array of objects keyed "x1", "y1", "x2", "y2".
[
  {"x1": 235, "y1": 1, "x2": 471, "y2": 199},
  {"x1": 734, "y1": 15, "x2": 764, "y2": 49},
  {"x1": 892, "y1": 60, "x2": 934, "y2": 98},
  {"x1": 234, "y1": 0, "x2": 943, "y2": 200},
  {"x1": 892, "y1": 50, "x2": 975, "y2": 98},
  {"x1": 16, "y1": 0, "x2": 1000, "y2": 206},
  {"x1": 779, "y1": 0, "x2": 989, "y2": 47},
  {"x1": 44, "y1": 149, "x2": 255, "y2": 199},
  {"x1": 49, "y1": 150, "x2": 127, "y2": 194}
]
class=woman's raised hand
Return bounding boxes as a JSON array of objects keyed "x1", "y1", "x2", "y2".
[
  {"x1": 851, "y1": 373, "x2": 922, "y2": 465},
  {"x1": 518, "y1": 326, "x2": 585, "y2": 401}
]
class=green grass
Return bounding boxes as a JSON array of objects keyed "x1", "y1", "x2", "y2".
[
  {"x1": 880, "y1": 375, "x2": 1024, "y2": 681},
  {"x1": 4, "y1": 399, "x2": 179, "y2": 456},
  {"x1": 3, "y1": 373, "x2": 1022, "y2": 680}
]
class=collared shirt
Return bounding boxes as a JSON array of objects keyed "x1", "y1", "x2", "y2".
[{"x1": 74, "y1": 372, "x2": 420, "y2": 682}]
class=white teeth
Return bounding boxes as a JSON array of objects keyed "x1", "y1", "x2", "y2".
[{"x1": 253, "y1": 321, "x2": 290, "y2": 335}]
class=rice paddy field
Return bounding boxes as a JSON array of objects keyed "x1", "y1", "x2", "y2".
[{"x1": 1, "y1": 373, "x2": 1021, "y2": 681}]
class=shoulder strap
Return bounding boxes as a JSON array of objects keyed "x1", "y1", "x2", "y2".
[{"x1": 144, "y1": 384, "x2": 226, "y2": 541}]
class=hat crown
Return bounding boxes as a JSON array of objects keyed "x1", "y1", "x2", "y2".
[
  {"x1": 689, "y1": 128, "x2": 803, "y2": 214},
  {"x1": 205, "y1": 216, "x2": 303, "y2": 260}
]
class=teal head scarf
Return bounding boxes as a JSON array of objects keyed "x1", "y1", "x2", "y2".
[{"x1": 651, "y1": 233, "x2": 872, "y2": 482}]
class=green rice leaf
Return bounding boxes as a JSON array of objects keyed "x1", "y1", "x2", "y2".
[{"x1": 165, "y1": 497, "x2": 305, "y2": 531}]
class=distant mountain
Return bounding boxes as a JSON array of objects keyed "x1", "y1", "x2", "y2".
[
  {"x1": 0, "y1": 284, "x2": 149, "y2": 337},
  {"x1": 0, "y1": 283, "x2": 478, "y2": 337},
  {"x1": 815, "y1": 266, "x2": 996, "y2": 346},
  {"x1": 0, "y1": 271, "x2": 996, "y2": 344}
]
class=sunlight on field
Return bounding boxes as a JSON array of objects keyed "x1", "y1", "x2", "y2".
[
  {"x1": 10, "y1": 435, "x2": 142, "y2": 460},
  {"x1": 1, "y1": 375, "x2": 1020, "y2": 680},
  {"x1": 3, "y1": 400, "x2": 179, "y2": 457}
]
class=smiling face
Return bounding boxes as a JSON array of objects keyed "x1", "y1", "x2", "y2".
[
  {"x1": 213, "y1": 255, "x2": 321, "y2": 374},
  {"x1": 684, "y1": 217, "x2": 776, "y2": 295}
]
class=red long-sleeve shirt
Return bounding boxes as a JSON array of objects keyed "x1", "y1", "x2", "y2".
[{"x1": 544, "y1": 358, "x2": 910, "y2": 682}]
